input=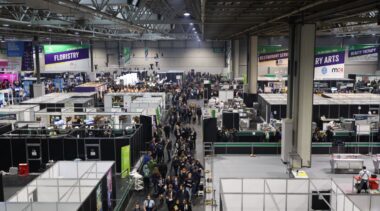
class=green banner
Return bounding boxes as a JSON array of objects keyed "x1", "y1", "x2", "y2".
[
  {"x1": 43, "y1": 44, "x2": 89, "y2": 54},
  {"x1": 123, "y1": 47, "x2": 131, "y2": 64},
  {"x1": 242, "y1": 73, "x2": 247, "y2": 85},
  {"x1": 121, "y1": 145, "x2": 130, "y2": 178},
  {"x1": 348, "y1": 44, "x2": 377, "y2": 51},
  {"x1": 315, "y1": 47, "x2": 345, "y2": 55},
  {"x1": 258, "y1": 45, "x2": 287, "y2": 54},
  {"x1": 155, "y1": 107, "x2": 161, "y2": 125}
]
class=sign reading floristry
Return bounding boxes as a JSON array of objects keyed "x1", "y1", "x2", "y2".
[
  {"x1": 43, "y1": 44, "x2": 89, "y2": 65},
  {"x1": 314, "y1": 47, "x2": 345, "y2": 79},
  {"x1": 348, "y1": 45, "x2": 378, "y2": 57}
]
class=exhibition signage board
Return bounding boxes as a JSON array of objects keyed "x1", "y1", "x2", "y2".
[
  {"x1": 314, "y1": 47, "x2": 345, "y2": 79},
  {"x1": 348, "y1": 44, "x2": 378, "y2": 57},
  {"x1": 258, "y1": 46, "x2": 288, "y2": 62},
  {"x1": 121, "y1": 145, "x2": 130, "y2": 178},
  {"x1": 123, "y1": 47, "x2": 131, "y2": 64},
  {"x1": 44, "y1": 44, "x2": 89, "y2": 65}
]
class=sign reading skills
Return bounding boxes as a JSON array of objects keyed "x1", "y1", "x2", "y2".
[{"x1": 43, "y1": 44, "x2": 89, "y2": 65}]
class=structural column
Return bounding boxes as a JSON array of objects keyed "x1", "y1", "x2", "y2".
[
  {"x1": 248, "y1": 36, "x2": 258, "y2": 94},
  {"x1": 377, "y1": 37, "x2": 380, "y2": 70},
  {"x1": 232, "y1": 39, "x2": 240, "y2": 79},
  {"x1": 286, "y1": 23, "x2": 316, "y2": 167},
  {"x1": 89, "y1": 39, "x2": 96, "y2": 81},
  {"x1": 33, "y1": 36, "x2": 45, "y2": 97}
]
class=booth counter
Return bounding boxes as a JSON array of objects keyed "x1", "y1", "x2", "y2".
[
  {"x1": 3, "y1": 161, "x2": 116, "y2": 211},
  {"x1": 0, "y1": 125, "x2": 144, "y2": 173}
]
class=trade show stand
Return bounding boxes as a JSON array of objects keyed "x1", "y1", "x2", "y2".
[
  {"x1": 211, "y1": 142, "x2": 380, "y2": 155},
  {"x1": 104, "y1": 92, "x2": 165, "y2": 113},
  {"x1": 0, "y1": 105, "x2": 40, "y2": 128},
  {"x1": 34, "y1": 107, "x2": 142, "y2": 129},
  {"x1": 0, "y1": 125, "x2": 143, "y2": 173},
  {"x1": 74, "y1": 82, "x2": 107, "y2": 99},
  {"x1": 3, "y1": 161, "x2": 116, "y2": 211},
  {"x1": 258, "y1": 93, "x2": 380, "y2": 126},
  {"x1": 21, "y1": 92, "x2": 97, "y2": 111}
]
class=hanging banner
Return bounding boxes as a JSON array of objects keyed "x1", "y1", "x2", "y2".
[
  {"x1": 21, "y1": 42, "x2": 34, "y2": 71},
  {"x1": 258, "y1": 50, "x2": 288, "y2": 62},
  {"x1": 348, "y1": 44, "x2": 378, "y2": 57},
  {"x1": 121, "y1": 145, "x2": 130, "y2": 178},
  {"x1": 314, "y1": 47, "x2": 345, "y2": 79},
  {"x1": 123, "y1": 47, "x2": 131, "y2": 64},
  {"x1": 44, "y1": 44, "x2": 89, "y2": 65},
  {"x1": 43, "y1": 44, "x2": 90, "y2": 72},
  {"x1": 258, "y1": 46, "x2": 288, "y2": 62},
  {"x1": 7, "y1": 42, "x2": 24, "y2": 57}
]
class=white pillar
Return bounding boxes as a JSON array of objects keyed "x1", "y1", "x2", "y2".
[
  {"x1": 232, "y1": 40, "x2": 240, "y2": 79},
  {"x1": 248, "y1": 36, "x2": 258, "y2": 94},
  {"x1": 287, "y1": 23, "x2": 316, "y2": 167}
]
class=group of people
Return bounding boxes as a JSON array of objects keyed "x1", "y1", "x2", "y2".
[{"x1": 132, "y1": 82, "x2": 204, "y2": 211}]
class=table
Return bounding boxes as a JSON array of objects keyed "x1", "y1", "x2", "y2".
[{"x1": 330, "y1": 154, "x2": 364, "y2": 173}]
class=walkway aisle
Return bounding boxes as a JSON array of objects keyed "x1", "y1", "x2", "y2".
[{"x1": 188, "y1": 99, "x2": 205, "y2": 211}]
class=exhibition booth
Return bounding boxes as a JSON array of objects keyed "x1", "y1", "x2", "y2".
[
  {"x1": 21, "y1": 92, "x2": 97, "y2": 111},
  {"x1": 104, "y1": 92, "x2": 165, "y2": 115},
  {"x1": 218, "y1": 178, "x2": 380, "y2": 211},
  {"x1": 0, "y1": 105, "x2": 40, "y2": 128},
  {"x1": 34, "y1": 108, "x2": 143, "y2": 129},
  {"x1": 2, "y1": 161, "x2": 115, "y2": 211},
  {"x1": 0, "y1": 124, "x2": 144, "y2": 173}
]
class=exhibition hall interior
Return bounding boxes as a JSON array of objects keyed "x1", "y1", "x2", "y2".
[{"x1": 0, "y1": 0, "x2": 380, "y2": 210}]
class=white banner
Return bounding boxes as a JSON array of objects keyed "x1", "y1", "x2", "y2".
[{"x1": 314, "y1": 63, "x2": 344, "y2": 79}]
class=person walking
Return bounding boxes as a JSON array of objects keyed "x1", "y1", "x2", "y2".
[{"x1": 143, "y1": 194, "x2": 155, "y2": 211}]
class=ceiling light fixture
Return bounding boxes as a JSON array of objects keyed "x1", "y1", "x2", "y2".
[
  {"x1": 184, "y1": 12, "x2": 191, "y2": 17},
  {"x1": 190, "y1": 22, "x2": 193, "y2": 26},
  {"x1": 192, "y1": 27, "x2": 196, "y2": 31},
  {"x1": 2, "y1": 24, "x2": 9, "y2": 27}
]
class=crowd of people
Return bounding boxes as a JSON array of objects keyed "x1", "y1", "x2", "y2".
[{"x1": 132, "y1": 74, "x2": 205, "y2": 211}]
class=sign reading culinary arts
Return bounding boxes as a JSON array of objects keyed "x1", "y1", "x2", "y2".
[
  {"x1": 43, "y1": 44, "x2": 89, "y2": 65},
  {"x1": 348, "y1": 44, "x2": 378, "y2": 57},
  {"x1": 314, "y1": 47, "x2": 345, "y2": 80}
]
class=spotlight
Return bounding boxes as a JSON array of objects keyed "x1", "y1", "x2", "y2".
[
  {"x1": 184, "y1": 12, "x2": 190, "y2": 17},
  {"x1": 192, "y1": 28, "x2": 196, "y2": 31},
  {"x1": 190, "y1": 22, "x2": 193, "y2": 26}
]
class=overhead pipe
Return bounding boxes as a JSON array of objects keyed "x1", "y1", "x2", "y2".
[
  {"x1": 229, "y1": 0, "x2": 331, "y2": 38},
  {"x1": 200, "y1": 0, "x2": 206, "y2": 40},
  {"x1": 0, "y1": 17, "x2": 137, "y2": 40},
  {"x1": 41, "y1": 0, "x2": 146, "y2": 33}
]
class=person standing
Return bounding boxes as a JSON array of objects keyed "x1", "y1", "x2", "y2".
[
  {"x1": 357, "y1": 166, "x2": 371, "y2": 193},
  {"x1": 143, "y1": 194, "x2": 155, "y2": 211},
  {"x1": 196, "y1": 106, "x2": 202, "y2": 125}
]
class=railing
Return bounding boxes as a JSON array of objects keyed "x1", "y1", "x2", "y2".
[
  {"x1": 114, "y1": 154, "x2": 145, "y2": 211},
  {"x1": 219, "y1": 178, "x2": 361, "y2": 211}
]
